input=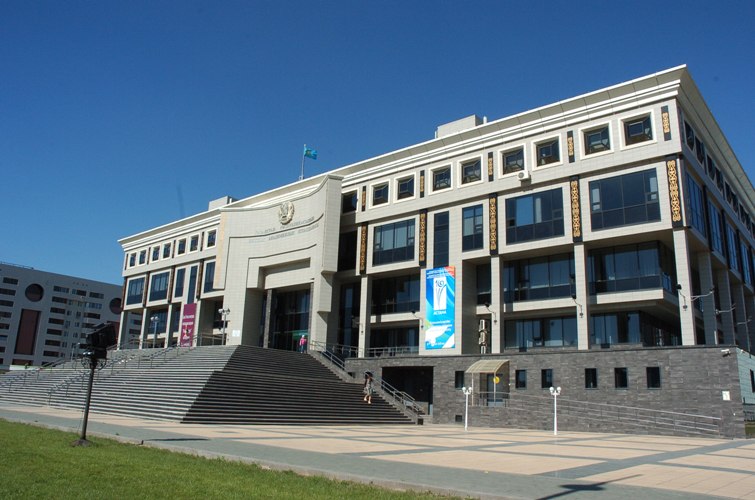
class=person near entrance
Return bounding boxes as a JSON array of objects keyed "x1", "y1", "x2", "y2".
[
  {"x1": 363, "y1": 373, "x2": 374, "y2": 404},
  {"x1": 478, "y1": 328, "x2": 488, "y2": 354},
  {"x1": 298, "y1": 335, "x2": 308, "y2": 353}
]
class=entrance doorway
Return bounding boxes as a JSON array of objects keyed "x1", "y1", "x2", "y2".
[{"x1": 270, "y1": 289, "x2": 310, "y2": 351}]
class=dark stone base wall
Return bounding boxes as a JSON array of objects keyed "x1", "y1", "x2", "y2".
[{"x1": 344, "y1": 345, "x2": 746, "y2": 438}]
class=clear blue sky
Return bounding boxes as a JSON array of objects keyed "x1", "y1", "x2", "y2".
[{"x1": 2, "y1": 1, "x2": 754, "y2": 285}]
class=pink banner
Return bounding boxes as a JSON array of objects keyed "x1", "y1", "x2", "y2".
[{"x1": 180, "y1": 303, "x2": 196, "y2": 347}]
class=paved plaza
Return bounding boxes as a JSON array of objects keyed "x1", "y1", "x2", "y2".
[{"x1": 1, "y1": 404, "x2": 754, "y2": 499}]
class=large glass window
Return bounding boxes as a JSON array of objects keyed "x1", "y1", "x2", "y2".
[
  {"x1": 590, "y1": 169, "x2": 660, "y2": 230},
  {"x1": 503, "y1": 148, "x2": 524, "y2": 174},
  {"x1": 203, "y1": 262, "x2": 216, "y2": 293},
  {"x1": 462, "y1": 205, "x2": 484, "y2": 251},
  {"x1": 742, "y1": 243, "x2": 753, "y2": 286},
  {"x1": 708, "y1": 201, "x2": 725, "y2": 255},
  {"x1": 174, "y1": 268, "x2": 185, "y2": 299},
  {"x1": 338, "y1": 231, "x2": 358, "y2": 271},
  {"x1": 588, "y1": 242, "x2": 676, "y2": 295},
  {"x1": 504, "y1": 253, "x2": 574, "y2": 302},
  {"x1": 504, "y1": 316, "x2": 577, "y2": 349},
  {"x1": 373, "y1": 219, "x2": 415, "y2": 266},
  {"x1": 476, "y1": 263, "x2": 491, "y2": 305},
  {"x1": 433, "y1": 167, "x2": 451, "y2": 191},
  {"x1": 624, "y1": 115, "x2": 652, "y2": 145},
  {"x1": 591, "y1": 311, "x2": 680, "y2": 347},
  {"x1": 372, "y1": 275, "x2": 420, "y2": 315},
  {"x1": 725, "y1": 222, "x2": 740, "y2": 273},
  {"x1": 685, "y1": 173, "x2": 706, "y2": 236},
  {"x1": 536, "y1": 139, "x2": 560, "y2": 166},
  {"x1": 584, "y1": 125, "x2": 610, "y2": 155},
  {"x1": 149, "y1": 272, "x2": 169, "y2": 301},
  {"x1": 506, "y1": 188, "x2": 563, "y2": 244},
  {"x1": 126, "y1": 278, "x2": 144, "y2": 305},
  {"x1": 461, "y1": 159, "x2": 481, "y2": 184},
  {"x1": 433, "y1": 212, "x2": 449, "y2": 268}
]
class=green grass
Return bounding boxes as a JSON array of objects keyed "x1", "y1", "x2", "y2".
[
  {"x1": 746, "y1": 421, "x2": 755, "y2": 438},
  {"x1": 0, "y1": 420, "x2": 455, "y2": 499}
]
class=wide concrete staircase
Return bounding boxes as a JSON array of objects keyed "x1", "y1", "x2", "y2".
[{"x1": 0, "y1": 346, "x2": 413, "y2": 426}]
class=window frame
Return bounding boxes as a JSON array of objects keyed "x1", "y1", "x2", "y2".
[
  {"x1": 342, "y1": 191, "x2": 358, "y2": 213},
  {"x1": 614, "y1": 367, "x2": 629, "y2": 389},
  {"x1": 581, "y1": 123, "x2": 612, "y2": 157},
  {"x1": 459, "y1": 157, "x2": 483, "y2": 186},
  {"x1": 622, "y1": 112, "x2": 654, "y2": 148},
  {"x1": 541, "y1": 368, "x2": 554, "y2": 389},
  {"x1": 395, "y1": 174, "x2": 416, "y2": 202},
  {"x1": 430, "y1": 165, "x2": 452, "y2": 193},
  {"x1": 505, "y1": 187, "x2": 564, "y2": 244},
  {"x1": 585, "y1": 368, "x2": 598, "y2": 389},
  {"x1": 206, "y1": 230, "x2": 217, "y2": 248},
  {"x1": 646, "y1": 366, "x2": 662, "y2": 389},
  {"x1": 515, "y1": 369, "x2": 527, "y2": 389},
  {"x1": 500, "y1": 145, "x2": 525, "y2": 175},
  {"x1": 462, "y1": 204, "x2": 484, "y2": 252},
  {"x1": 534, "y1": 136, "x2": 561, "y2": 167},
  {"x1": 372, "y1": 182, "x2": 389, "y2": 207}
]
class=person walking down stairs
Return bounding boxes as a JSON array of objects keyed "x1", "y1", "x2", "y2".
[{"x1": 363, "y1": 373, "x2": 374, "y2": 404}]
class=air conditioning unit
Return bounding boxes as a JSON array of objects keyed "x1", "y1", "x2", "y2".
[
  {"x1": 517, "y1": 170, "x2": 530, "y2": 181},
  {"x1": 478, "y1": 319, "x2": 488, "y2": 331}
]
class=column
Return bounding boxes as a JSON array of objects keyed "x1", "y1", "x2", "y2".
[
  {"x1": 490, "y1": 256, "x2": 502, "y2": 354},
  {"x1": 358, "y1": 275, "x2": 371, "y2": 358},
  {"x1": 139, "y1": 309, "x2": 149, "y2": 349},
  {"x1": 262, "y1": 289, "x2": 273, "y2": 348},
  {"x1": 573, "y1": 243, "x2": 590, "y2": 350},
  {"x1": 731, "y1": 282, "x2": 747, "y2": 348},
  {"x1": 715, "y1": 270, "x2": 734, "y2": 344},
  {"x1": 697, "y1": 252, "x2": 717, "y2": 345},
  {"x1": 673, "y1": 229, "x2": 697, "y2": 345}
]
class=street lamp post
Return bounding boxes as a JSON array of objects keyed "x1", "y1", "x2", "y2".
[
  {"x1": 218, "y1": 308, "x2": 230, "y2": 345},
  {"x1": 150, "y1": 315, "x2": 159, "y2": 348},
  {"x1": 549, "y1": 386, "x2": 561, "y2": 436},
  {"x1": 462, "y1": 386, "x2": 473, "y2": 431}
]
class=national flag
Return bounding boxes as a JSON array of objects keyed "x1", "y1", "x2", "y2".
[{"x1": 303, "y1": 145, "x2": 318, "y2": 160}]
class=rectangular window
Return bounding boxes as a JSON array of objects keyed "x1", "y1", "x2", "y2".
[
  {"x1": 433, "y1": 212, "x2": 449, "y2": 268},
  {"x1": 207, "y1": 230, "x2": 216, "y2": 248},
  {"x1": 646, "y1": 367, "x2": 661, "y2": 389},
  {"x1": 750, "y1": 369, "x2": 755, "y2": 392},
  {"x1": 541, "y1": 369, "x2": 553, "y2": 389},
  {"x1": 515, "y1": 369, "x2": 527, "y2": 389},
  {"x1": 624, "y1": 115, "x2": 653, "y2": 145},
  {"x1": 506, "y1": 188, "x2": 564, "y2": 244},
  {"x1": 337, "y1": 231, "x2": 358, "y2": 271},
  {"x1": 584, "y1": 125, "x2": 610, "y2": 155},
  {"x1": 138, "y1": 250, "x2": 147, "y2": 265},
  {"x1": 2, "y1": 277, "x2": 18, "y2": 285},
  {"x1": 371, "y1": 274, "x2": 420, "y2": 314},
  {"x1": 152, "y1": 246, "x2": 160, "y2": 262},
  {"x1": 177, "y1": 239, "x2": 186, "y2": 255},
  {"x1": 614, "y1": 367, "x2": 628, "y2": 389},
  {"x1": 149, "y1": 272, "x2": 169, "y2": 302},
  {"x1": 162, "y1": 243, "x2": 171, "y2": 259},
  {"x1": 342, "y1": 192, "x2": 358, "y2": 213},
  {"x1": 476, "y1": 263, "x2": 491, "y2": 305},
  {"x1": 503, "y1": 148, "x2": 524, "y2": 174},
  {"x1": 461, "y1": 159, "x2": 481, "y2": 184},
  {"x1": 536, "y1": 138, "x2": 560, "y2": 166},
  {"x1": 585, "y1": 368, "x2": 598, "y2": 389},
  {"x1": 190, "y1": 235, "x2": 199, "y2": 252},
  {"x1": 504, "y1": 316, "x2": 577, "y2": 349},
  {"x1": 725, "y1": 222, "x2": 740, "y2": 273},
  {"x1": 741, "y1": 242, "x2": 752, "y2": 286},
  {"x1": 397, "y1": 176, "x2": 414, "y2": 200},
  {"x1": 462, "y1": 205, "x2": 484, "y2": 251},
  {"x1": 174, "y1": 268, "x2": 185, "y2": 299},
  {"x1": 126, "y1": 278, "x2": 145, "y2": 305},
  {"x1": 373, "y1": 219, "x2": 416, "y2": 266},
  {"x1": 187, "y1": 266, "x2": 198, "y2": 304},
  {"x1": 589, "y1": 169, "x2": 660, "y2": 230},
  {"x1": 504, "y1": 253, "x2": 574, "y2": 302},
  {"x1": 433, "y1": 167, "x2": 451, "y2": 191},
  {"x1": 588, "y1": 241, "x2": 676, "y2": 295},
  {"x1": 373, "y1": 183, "x2": 389, "y2": 205},
  {"x1": 455, "y1": 371, "x2": 465, "y2": 390},
  {"x1": 203, "y1": 262, "x2": 216, "y2": 293},
  {"x1": 695, "y1": 137, "x2": 706, "y2": 164},
  {"x1": 708, "y1": 201, "x2": 725, "y2": 255},
  {"x1": 684, "y1": 122, "x2": 695, "y2": 151},
  {"x1": 685, "y1": 173, "x2": 706, "y2": 237}
]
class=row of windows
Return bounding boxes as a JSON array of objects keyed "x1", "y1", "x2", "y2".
[
  {"x1": 514, "y1": 366, "x2": 662, "y2": 390},
  {"x1": 126, "y1": 262, "x2": 213, "y2": 307},
  {"x1": 126, "y1": 230, "x2": 217, "y2": 269},
  {"x1": 343, "y1": 113, "x2": 655, "y2": 212}
]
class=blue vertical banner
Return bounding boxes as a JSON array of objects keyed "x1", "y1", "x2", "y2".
[{"x1": 424, "y1": 266, "x2": 456, "y2": 349}]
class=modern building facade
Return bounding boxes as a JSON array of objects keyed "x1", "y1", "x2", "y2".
[
  {"x1": 0, "y1": 262, "x2": 125, "y2": 369},
  {"x1": 118, "y1": 66, "x2": 755, "y2": 436}
]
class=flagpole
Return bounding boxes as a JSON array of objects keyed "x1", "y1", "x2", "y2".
[{"x1": 300, "y1": 144, "x2": 306, "y2": 181}]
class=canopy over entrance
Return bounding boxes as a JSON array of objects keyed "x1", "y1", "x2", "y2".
[{"x1": 465, "y1": 359, "x2": 509, "y2": 374}]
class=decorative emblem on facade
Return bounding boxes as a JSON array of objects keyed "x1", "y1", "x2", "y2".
[
  {"x1": 487, "y1": 155, "x2": 494, "y2": 180},
  {"x1": 570, "y1": 179, "x2": 582, "y2": 240},
  {"x1": 489, "y1": 195, "x2": 498, "y2": 253},
  {"x1": 567, "y1": 135, "x2": 574, "y2": 158},
  {"x1": 667, "y1": 159, "x2": 682, "y2": 223},
  {"x1": 359, "y1": 224, "x2": 368, "y2": 274},
  {"x1": 662, "y1": 111, "x2": 671, "y2": 134},
  {"x1": 278, "y1": 201, "x2": 295, "y2": 225},
  {"x1": 418, "y1": 211, "x2": 427, "y2": 266}
]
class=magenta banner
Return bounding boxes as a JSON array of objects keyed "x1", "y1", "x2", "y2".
[{"x1": 180, "y1": 303, "x2": 196, "y2": 347}]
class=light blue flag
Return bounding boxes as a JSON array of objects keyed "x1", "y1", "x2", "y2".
[{"x1": 303, "y1": 145, "x2": 318, "y2": 160}]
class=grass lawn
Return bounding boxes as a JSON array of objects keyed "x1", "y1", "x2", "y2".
[{"x1": 0, "y1": 419, "x2": 456, "y2": 499}]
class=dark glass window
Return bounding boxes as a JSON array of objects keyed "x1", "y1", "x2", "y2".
[
  {"x1": 433, "y1": 167, "x2": 451, "y2": 190},
  {"x1": 207, "y1": 230, "x2": 216, "y2": 248},
  {"x1": 541, "y1": 369, "x2": 553, "y2": 389},
  {"x1": 397, "y1": 176, "x2": 414, "y2": 199},
  {"x1": 695, "y1": 137, "x2": 706, "y2": 164},
  {"x1": 684, "y1": 122, "x2": 695, "y2": 151},
  {"x1": 725, "y1": 222, "x2": 740, "y2": 273},
  {"x1": 536, "y1": 139, "x2": 560, "y2": 166},
  {"x1": 177, "y1": 239, "x2": 186, "y2": 255},
  {"x1": 614, "y1": 367, "x2": 628, "y2": 389},
  {"x1": 337, "y1": 231, "x2": 358, "y2": 271},
  {"x1": 126, "y1": 278, "x2": 144, "y2": 305},
  {"x1": 152, "y1": 247, "x2": 160, "y2": 261},
  {"x1": 461, "y1": 159, "x2": 481, "y2": 184},
  {"x1": 373, "y1": 219, "x2": 415, "y2": 266},
  {"x1": 708, "y1": 201, "x2": 725, "y2": 255},
  {"x1": 624, "y1": 115, "x2": 652, "y2": 145},
  {"x1": 162, "y1": 243, "x2": 171, "y2": 259},
  {"x1": 585, "y1": 368, "x2": 598, "y2": 389},
  {"x1": 503, "y1": 148, "x2": 524, "y2": 174},
  {"x1": 685, "y1": 173, "x2": 706, "y2": 237},
  {"x1": 203, "y1": 262, "x2": 215, "y2": 293},
  {"x1": 504, "y1": 253, "x2": 574, "y2": 302},
  {"x1": 455, "y1": 371, "x2": 465, "y2": 389},
  {"x1": 588, "y1": 241, "x2": 676, "y2": 295},
  {"x1": 129, "y1": 253, "x2": 136, "y2": 267},
  {"x1": 433, "y1": 212, "x2": 449, "y2": 268},
  {"x1": 504, "y1": 316, "x2": 577, "y2": 349},
  {"x1": 150, "y1": 272, "x2": 170, "y2": 301},
  {"x1": 462, "y1": 205, "x2": 484, "y2": 251},
  {"x1": 584, "y1": 126, "x2": 610, "y2": 154},
  {"x1": 646, "y1": 367, "x2": 661, "y2": 389},
  {"x1": 589, "y1": 169, "x2": 660, "y2": 230},
  {"x1": 515, "y1": 369, "x2": 527, "y2": 389},
  {"x1": 190, "y1": 235, "x2": 199, "y2": 252},
  {"x1": 342, "y1": 192, "x2": 358, "y2": 213},
  {"x1": 371, "y1": 275, "x2": 420, "y2": 314},
  {"x1": 174, "y1": 268, "x2": 185, "y2": 299},
  {"x1": 476, "y1": 263, "x2": 491, "y2": 305},
  {"x1": 506, "y1": 188, "x2": 563, "y2": 244},
  {"x1": 187, "y1": 266, "x2": 198, "y2": 304},
  {"x1": 742, "y1": 243, "x2": 753, "y2": 286},
  {"x1": 373, "y1": 183, "x2": 389, "y2": 205},
  {"x1": 591, "y1": 312, "x2": 641, "y2": 345},
  {"x1": 139, "y1": 250, "x2": 146, "y2": 265}
]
